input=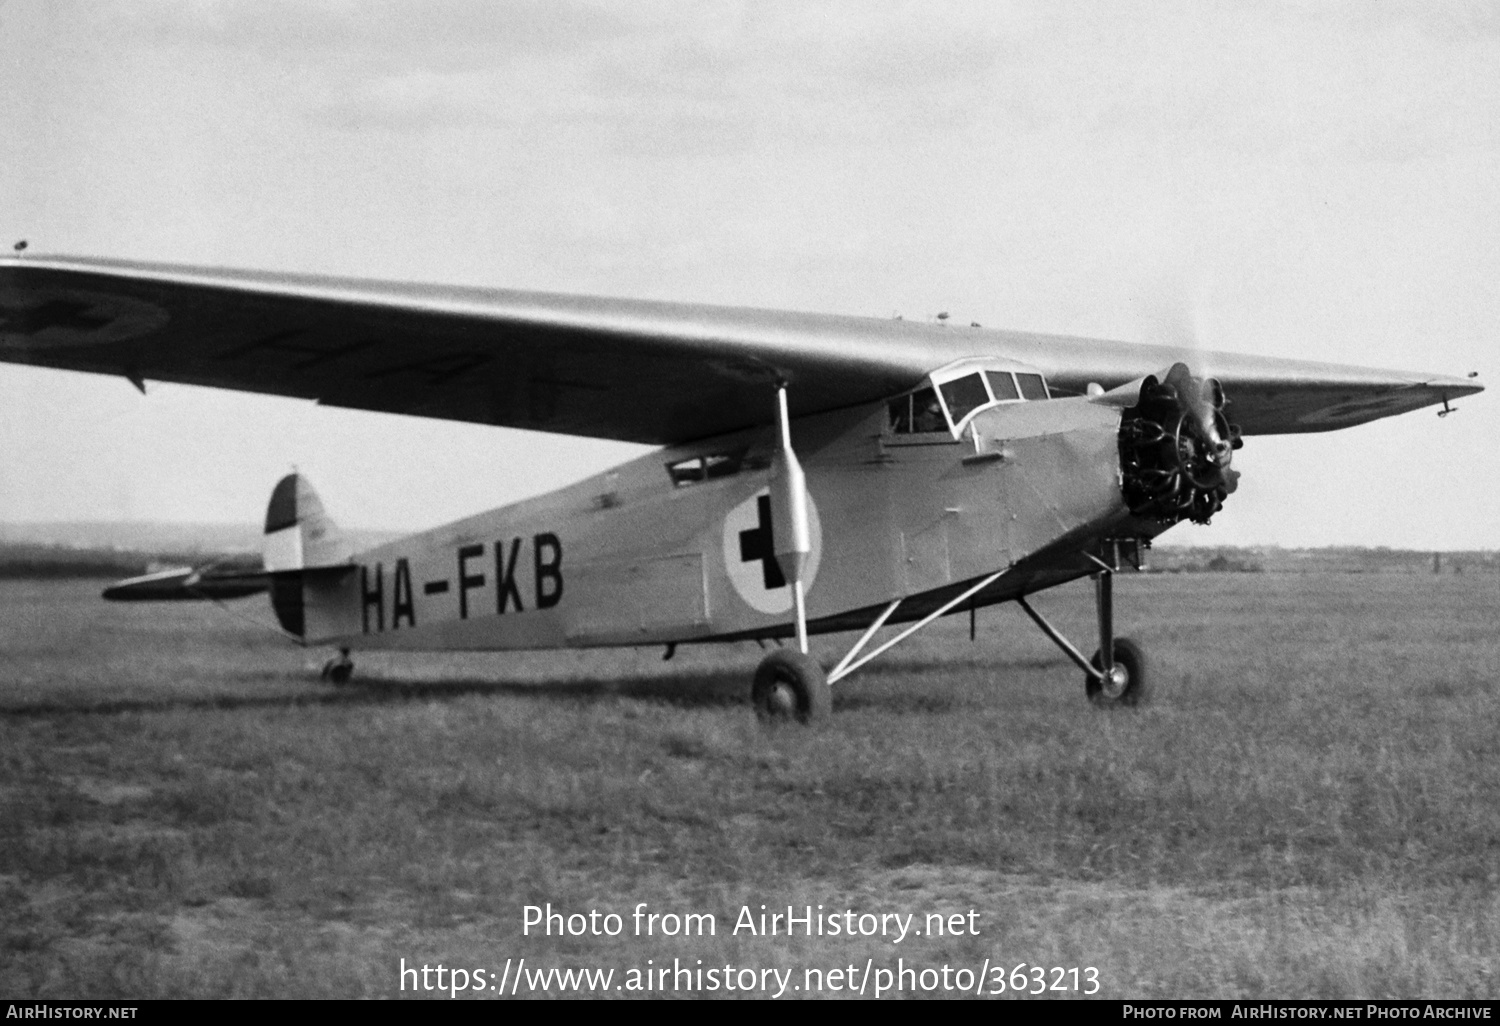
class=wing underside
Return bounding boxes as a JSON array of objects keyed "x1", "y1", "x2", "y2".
[{"x1": 0, "y1": 256, "x2": 1480, "y2": 443}]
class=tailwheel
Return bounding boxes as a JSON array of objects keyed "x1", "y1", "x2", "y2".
[
  {"x1": 752, "y1": 650, "x2": 830, "y2": 724},
  {"x1": 1086, "y1": 638, "x2": 1147, "y2": 708},
  {"x1": 320, "y1": 648, "x2": 354, "y2": 686}
]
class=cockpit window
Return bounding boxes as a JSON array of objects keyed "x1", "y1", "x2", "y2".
[
  {"x1": 1016, "y1": 372, "x2": 1049, "y2": 401},
  {"x1": 887, "y1": 395, "x2": 912, "y2": 433},
  {"x1": 888, "y1": 386, "x2": 948, "y2": 434},
  {"x1": 889, "y1": 363, "x2": 1053, "y2": 439},
  {"x1": 939, "y1": 373, "x2": 990, "y2": 424},
  {"x1": 985, "y1": 370, "x2": 1020, "y2": 402}
]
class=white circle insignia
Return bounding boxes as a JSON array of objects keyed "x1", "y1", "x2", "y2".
[{"x1": 721, "y1": 487, "x2": 822, "y2": 615}]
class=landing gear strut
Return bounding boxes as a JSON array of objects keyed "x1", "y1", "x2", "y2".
[
  {"x1": 751, "y1": 381, "x2": 825, "y2": 723},
  {"x1": 320, "y1": 648, "x2": 354, "y2": 686},
  {"x1": 1017, "y1": 553, "x2": 1148, "y2": 708}
]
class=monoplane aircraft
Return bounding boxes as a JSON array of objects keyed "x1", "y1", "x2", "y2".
[{"x1": 0, "y1": 254, "x2": 1481, "y2": 721}]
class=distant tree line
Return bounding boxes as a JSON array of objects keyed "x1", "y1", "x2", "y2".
[
  {"x1": 1148, "y1": 546, "x2": 1499, "y2": 574},
  {"x1": 0, "y1": 543, "x2": 259, "y2": 579}
]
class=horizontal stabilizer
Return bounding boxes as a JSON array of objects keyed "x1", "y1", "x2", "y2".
[{"x1": 102, "y1": 565, "x2": 268, "y2": 602}]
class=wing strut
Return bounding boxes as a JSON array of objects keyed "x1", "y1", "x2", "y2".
[{"x1": 770, "y1": 383, "x2": 812, "y2": 654}]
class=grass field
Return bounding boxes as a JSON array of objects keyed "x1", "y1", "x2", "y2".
[{"x1": 2, "y1": 573, "x2": 1497, "y2": 999}]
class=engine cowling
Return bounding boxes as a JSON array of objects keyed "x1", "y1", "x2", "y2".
[{"x1": 1118, "y1": 363, "x2": 1242, "y2": 525}]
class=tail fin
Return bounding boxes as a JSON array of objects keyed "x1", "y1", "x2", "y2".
[
  {"x1": 263, "y1": 473, "x2": 352, "y2": 572},
  {"x1": 264, "y1": 473, "x2": 356, "y2": 640}
]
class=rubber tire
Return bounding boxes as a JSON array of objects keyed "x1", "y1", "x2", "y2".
[
  {"x1": 1085, "y1": 637, "x2": 1147, "y2": 708},
  {"x1": 322, "y1": 658, "x2": 353, "y2": 686},
  {"x1": 752, "y1": 650, "x2": 831, "y2": 724}
]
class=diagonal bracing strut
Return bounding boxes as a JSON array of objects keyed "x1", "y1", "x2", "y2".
[
  {"x1": 1014, "y1": 551, "x2": 1121, "y2": 684},
  {"x1": 1015, "y1": 595, "x2": 1105, "y2": 682},
  {"x1": 826, "y1": 570, "x2": 1007, "y2": 685}
]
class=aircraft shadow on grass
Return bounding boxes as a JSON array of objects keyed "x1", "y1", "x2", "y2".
[
  {"x1": 0, "y1": 671, "x2": 747, "y2": 719},
  {"x1": 0, "y1": 655, "x2": 1065, "y2": 719}
]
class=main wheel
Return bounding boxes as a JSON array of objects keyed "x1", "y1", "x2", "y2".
[
  {"x1": 752, "y1": 650, "x2": 830, "y2": 724},
  {"x1": 1085, "y1": 637, "x2": 1147, "y2": 708}
]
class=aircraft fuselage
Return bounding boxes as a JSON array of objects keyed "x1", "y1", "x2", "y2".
[{"x1": 295, "y1": 389, "x2": 1158, "y2": 651}]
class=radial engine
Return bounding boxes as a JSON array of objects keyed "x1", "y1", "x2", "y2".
[{"x1": 1118, "y1": 362, "x2": 1242, "y2": 525}]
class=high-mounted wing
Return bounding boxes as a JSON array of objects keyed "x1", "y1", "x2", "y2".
[{"x1": 0, "y1": 255, "x2": 1480, "y2": 443}]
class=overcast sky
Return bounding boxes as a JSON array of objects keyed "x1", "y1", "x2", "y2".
[{"x1": 2, "y1": 0, "x2": 1496, "y2": 548}]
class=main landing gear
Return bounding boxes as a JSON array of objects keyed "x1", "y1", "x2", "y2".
[
  {"x1": 1016, "y1": 552, "x2": 1148, "y2": 708},
  {"x1": 752, "y1": 545, "x2": 1149, "y2": 724},
  {"x1": 320, "y1": 648, "x2": 354, "y2": 686}
]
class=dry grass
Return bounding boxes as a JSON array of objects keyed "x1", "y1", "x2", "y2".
[{"x1": 1, "y1": 573, "x2": 1497, "y2": 998}]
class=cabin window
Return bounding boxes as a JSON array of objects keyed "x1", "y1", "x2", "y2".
[
  {"x1": 666, "y1": 450, "x2": 754, "y2": 486},
  {"x1": 1016, "y1": 372, "x2": 1050, "y2": 400},
  {"x1": 667, "y1": 457, "x2": 706, "y2": 486},
  {"x1": 702, "y1": 454, "x2": 739, "y2": 480},
  {"x1": 939, "y1": 372, "x2": 991, "y2": 424},
  {"x1": 888, "y1": 386, "x2": 947, "y2": 434},
  {"x1": 985, "y1": 370, "x2": 1021, "y2": 402}
]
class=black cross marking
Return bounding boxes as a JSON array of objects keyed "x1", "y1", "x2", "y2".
[
  {"x1": 1, "y1": 300, "x2": 112, "y2": 335},
  {"x1": 423, "y1": 580, "x2": 450, "y2": 595},
  {"x1": 738, "y1": 495, "x2": 786, "y2": 590}
]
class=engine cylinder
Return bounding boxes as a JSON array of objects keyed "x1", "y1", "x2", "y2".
[{"x1": 1118, "y1": 364, "x2": 1241, "y2": 526}]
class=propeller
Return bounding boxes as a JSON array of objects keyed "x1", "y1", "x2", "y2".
[
  {"x1": 1114, "y1": 279, "x2": 1248, "y2": 524},
  {"x1": 1119, "y1": 362, "x2": 1242, "y2": 526}
]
